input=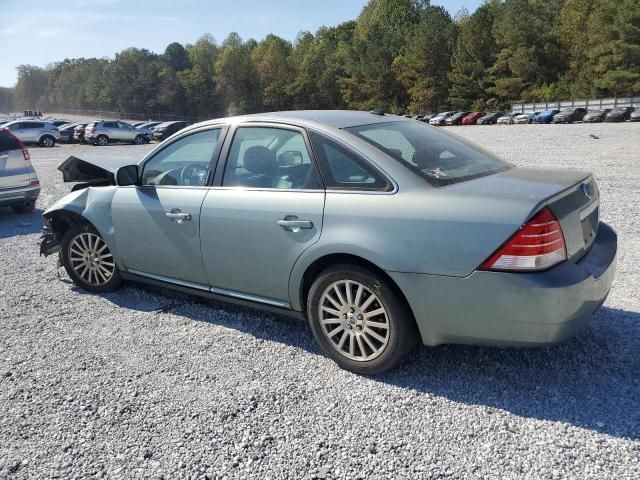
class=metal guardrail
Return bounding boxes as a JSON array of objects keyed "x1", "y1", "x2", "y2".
[{"x1": 512, "y1": 96, "x2": 640, "y2": 113}]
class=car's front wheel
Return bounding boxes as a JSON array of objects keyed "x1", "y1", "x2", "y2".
[
  {"x1": 133, "y1": 135, "x2": 145, "y2": 145},
  {"x1": 40, "y1": 135, "x2": 55, "y2": 147},
  {"x1": 307, "y1": 264, "x2": 418, "y2": 375},
  {"x1": 60, "y1": 223, "x2": 122, "y2": 293}
]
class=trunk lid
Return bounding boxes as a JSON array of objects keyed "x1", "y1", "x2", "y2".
[{"x1": 444, "y1": 167, "x2": 599, "y2": 262}]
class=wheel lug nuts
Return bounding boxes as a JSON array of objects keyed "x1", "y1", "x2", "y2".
[{"x1": 357, "y1": 315, "x2": 363, "y2": 320}]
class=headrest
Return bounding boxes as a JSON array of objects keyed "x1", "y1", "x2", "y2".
[{"x1": 244, "y1": 146, "x2": 277, "y2": 176}]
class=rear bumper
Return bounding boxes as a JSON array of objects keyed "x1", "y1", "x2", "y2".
[
  {"x1": 389, "y1": 222, "x2": 617, "y2": 347},
  {"x1": 0, "y1": 185, "x2": 40, "y2": 207}
]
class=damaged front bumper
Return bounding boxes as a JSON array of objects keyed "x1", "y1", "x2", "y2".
[{"x1": 39, "y1": 225, "x2": 61, "y2": 257}]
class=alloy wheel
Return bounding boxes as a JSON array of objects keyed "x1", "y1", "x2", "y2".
[
  {"x1": 68, "y1": 232, "x2": 115, "y2": 286},
  {"x1": 42, "y1": 137, "x2": 54, "y2": 147},
  {"x1": 318, "y1": 280, "x2": 390, "y2": 361}
]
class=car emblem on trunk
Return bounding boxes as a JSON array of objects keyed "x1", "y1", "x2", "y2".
[{"x1": 581, "y1": 182, "x2": 593, "y2": 199}]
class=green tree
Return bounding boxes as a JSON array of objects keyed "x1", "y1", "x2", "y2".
[
  {"x1": 448, "y1": 1, "x2": 499, "y2": 109},
  {"x1": 589, "y1": 0, "x2": 640, "y2": 96},
  {"x1": 487, "y1": 0, "x2": 566, "y2": 107},
  {"x1": 0, "y1": 87, "x2": 13, "y2": 112},
  {"x1": 340, "y1": 0, "x2": 426, "y2": 112},
  {"x1": 214, "y1": 32, "x2": 261, "y2": 114},
  {"x1": 13, "y1": 65, "x2": 50, "y2": 110},
  {"x1": 394, "y1": 4, "x2": 457, "y2": 113},
  {"x1": 251, "y1": 34, "x2": 294, "y2": 111}
]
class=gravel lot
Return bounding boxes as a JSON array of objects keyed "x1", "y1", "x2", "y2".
[{"x1": 1, "y1": 123, "x2": 639, "y2": 479}]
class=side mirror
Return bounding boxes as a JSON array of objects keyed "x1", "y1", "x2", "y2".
[{"x1": 116, "y1": 165, "x2": 139, "y2": 186}]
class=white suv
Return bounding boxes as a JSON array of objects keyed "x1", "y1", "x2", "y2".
[
  {"x1": 85, "y1": 120, "x2": 149, "y2": 146},
  {"x1": 2, "y1": 120, "x2": 60, "y2": 147}
]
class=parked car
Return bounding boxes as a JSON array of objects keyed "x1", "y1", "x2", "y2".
[
  {"x1": 497, "y1": 113, "x2": 516, "y2": 125},
  {"x1": 73, "y1": 124, "x2": 88, "y2": 143},
  {"x1": 604, "y1": 106, "x2": 635, "y2": 122},
  {"x1": 428, "y1": 112, "x2": 455, "y2": 126},
  {"x1": 444, "y1": 112, "x2": 470, "y2": 126},
  {"x1": 58, "y1": 123, "x2": 82, "y2": 143},
  {"x1": 461, "y1": 112, "x2": 485, "y2": 125},
  {"x1": 629, "y1": 111, "x2": 640, "y2": 122},
  {"x1": 2, "y1": 120, "x2": 60, "y2": 147},
  {"x1": 50, "y1": 119, "x2": 71, "y2": 128},
  {"x1": 552, "y1": 107, "x2": 587, "y2": 124},
  {"x1": 477, "y1": 112, "x2": 503, "y2": 125},
  {"x1": 0, "y1": 128, "x2": 40, "y2": 213},
  {"x1": 85, "y1": 120, "x2": 149, "y2": 146},
  {"x1": 418, "y1": 114, "x2": 436, "y2": 123},
  {"x1": 40, "y1": 110, "x2": 616, "y2": 374},
  {"x1": 514, "y1": 112, "x2": 539, "y2": 124},
  {"x1": 532, "y1": 110, "x2": 560, "y2": 124},
  {"x1": 152, "y1": 121, "x2": 189, "y2": 140},
  {"x1": 131, "y1": 122, "x2": 147, "y2": 128},
  {"x1": 583, "y1": 109, "x2": 610, "y2": 123},
  {"x1": 137, "y1": 121, "x2": 163, "y2": 131}
]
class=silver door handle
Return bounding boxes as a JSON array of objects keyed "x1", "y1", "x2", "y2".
[
  {"x1": 165, "y1": 211, "x2": 192, "y2": 221},
  {"x1": 277, "y1": 219, "x2": 313, "y2": 230}
]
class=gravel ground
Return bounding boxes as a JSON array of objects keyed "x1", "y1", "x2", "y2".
[{"x1": 1, "y1": 123, "x2": 639, "y2": 479}]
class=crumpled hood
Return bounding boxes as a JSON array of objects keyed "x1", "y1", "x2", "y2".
[{"x1": 58, "y1": 155, "x2": 139, "y2": 184}]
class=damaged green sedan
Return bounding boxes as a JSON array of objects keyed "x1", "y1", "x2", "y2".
[{"x1": 40, "y1": 111, "x2": 617, "y2": 374}]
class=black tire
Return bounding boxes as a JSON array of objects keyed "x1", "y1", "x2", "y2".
[
  {"x1": 133, "y1": 135, "x2": 145, "y2": 145},
  {"x1": 60, "y1": 223, "x2": 122, "y2": 293},
  {"x1": 11, "y1": 199, "x2": 36, "y2": 214},
  {"x1": 96, "y1": 135, "x2": 108, "y2": 146},
  {"x1": 307, "y1": 264, "x2": 418, "y2": 375},
  {"x1": 39, "y1": 135, "x2": 55, "y2": 148}
]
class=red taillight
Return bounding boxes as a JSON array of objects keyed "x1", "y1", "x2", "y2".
[
  {"x1": 30, "y1": 179, "x2": 39, "y2": 186},
  {"x1": 479, "y1": 207, "x2": 567, "y2": 272}
]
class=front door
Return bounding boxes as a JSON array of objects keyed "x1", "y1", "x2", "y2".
[
  {"x1": 111, "y1": 127, "x2": 225, "y2": 285},
  {"x1": 200, "y1": 125, "x2": 325, "y2": 304}
]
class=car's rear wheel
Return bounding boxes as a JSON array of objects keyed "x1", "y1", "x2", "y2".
[
  {"x1": 307, "y1": 264, "x2": 417, "y2": 375},
  {"x1": 60, "y1": 223, "x2": 122, "y2": 293},
  {"x1": 133, "y1": 135, "x2": 145, "y2": 145},
  {"x1": 40, "y1": 135, "x2": 55, "y2": 147},
  {"x1": 96, "y1": 135, "x2": 108, "y2": 146}
]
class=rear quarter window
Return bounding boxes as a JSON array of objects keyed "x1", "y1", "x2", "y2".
[{"x1": 0, "y1": 130, "x2": 21, "y2": 151}]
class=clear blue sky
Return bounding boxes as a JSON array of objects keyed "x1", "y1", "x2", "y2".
[{"x1": 0, "y1": 0, "x2": 482, "y2": 88}]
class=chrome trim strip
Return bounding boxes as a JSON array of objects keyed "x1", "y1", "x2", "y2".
[
  {"x1": 126, "y1": 269, "x2": 210, "y2": 291},
  {"x1": 579, "y1": 200, "x2": 599, "y2": 220},
  {"x1": 210, "y1": 287, "x2": 290, "y2": 308}
]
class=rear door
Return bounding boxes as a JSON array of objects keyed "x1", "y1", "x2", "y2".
[
  {"x1": 0, "y1": 131, "x2": 29, "y2": 189},
  {"x1": 200, "y1": 124, "x2": 325, "y2": 304}
]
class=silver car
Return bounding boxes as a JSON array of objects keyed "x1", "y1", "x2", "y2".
[
  {"x1": 0, "y1": 128, "x2": 40, "y2": 212},
  {"x1": 39, "y1": 110, "x2": 617, "y2": 374},
  {"x1": 3, "y1": 120, "x2": 60, "y2": 147},
  {"x1": 85, "y1": 120, "x2": 148, "y2": 146}
]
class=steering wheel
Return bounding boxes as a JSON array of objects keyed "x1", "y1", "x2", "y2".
[{"x1": 180, "y1": 163, "x2": 208, "y2": 186}]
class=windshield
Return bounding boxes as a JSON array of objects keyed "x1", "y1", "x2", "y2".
[{"x1": 347, "y1": 121, "x2": 511, "y2": 186}]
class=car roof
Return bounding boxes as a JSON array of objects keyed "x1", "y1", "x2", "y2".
[{"x1": 193, "y1": 110, "x2": 410, "y2": 130}]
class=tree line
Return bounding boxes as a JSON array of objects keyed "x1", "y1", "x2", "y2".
[{"x1": 3, "y1": 0, "x2": 639, "y2": 118}]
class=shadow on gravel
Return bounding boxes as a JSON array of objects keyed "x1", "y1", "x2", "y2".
[
  {"x1": 380, "y1": 306, "x2": 640, "y2": 441},
  {"x1": 101, "y1": 282, "x2": 640, "y2": 441},
  {"x1": 0, "y1": 208, "x2": 43, "y2": 239}
]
